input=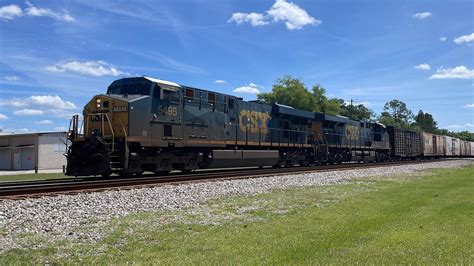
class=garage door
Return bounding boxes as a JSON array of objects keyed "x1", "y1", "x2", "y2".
[
  {"x1": 21, "y1": 147, "x2": 34, "y2": 170},
  {"x1": 13, "y1": 146, "x2": 35, "y2": 170},
  {"x1": 0, "y1": 147, "x2": 11, "y2": 169}
]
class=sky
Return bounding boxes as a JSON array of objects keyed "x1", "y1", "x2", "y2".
[{"x1": 0, "y1": 0, "x2": 473, "y2": 133}]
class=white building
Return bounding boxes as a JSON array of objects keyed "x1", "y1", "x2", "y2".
[{"x1": 0, "y1": 132, "x2": 67, "y2": 170}]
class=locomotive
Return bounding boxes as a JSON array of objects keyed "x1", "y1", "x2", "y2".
[{"x1": 66, "y1": 76, "x2": 392, "y2": 177}]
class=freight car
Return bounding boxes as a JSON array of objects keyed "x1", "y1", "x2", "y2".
[
  {"x1": 66, "y1": 76, "x2": 391, "y2": 177},
  {"x1": 460, "y1": 140, "x2": 471, "y2": 157},
  {"x1": 386, "y1": 126, "x2": 422, "y2": 159},
  {"x1": 452, "y1": 138, "x2": 461, "y2": 156},
  {"x1": 422, "y1": 132, "x2": 446, "y2": 157},
  {"x1": 443, "y1": 136, "x2": 453, "y2": 156}
]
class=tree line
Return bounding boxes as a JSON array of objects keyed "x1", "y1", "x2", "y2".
[{"x1": 257, "y1": 76, "x2": 474, "y2": 141}]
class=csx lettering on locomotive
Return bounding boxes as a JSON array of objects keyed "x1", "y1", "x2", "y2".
[{"x1": 238, "y1": 110, "x2": 271, "y2": 133}]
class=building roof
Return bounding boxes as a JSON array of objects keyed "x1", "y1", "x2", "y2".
[{"x1": 0, "y1": 131, "x2": 67, "y2": 137}]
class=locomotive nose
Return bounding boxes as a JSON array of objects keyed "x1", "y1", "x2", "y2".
[{"x1": 66, "y1": 136, "x2": 110, "y2": 177}]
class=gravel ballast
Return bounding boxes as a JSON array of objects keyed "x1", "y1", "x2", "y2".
[{"x1": 0, "y1": 159, "x2": 472, "y2": 253}]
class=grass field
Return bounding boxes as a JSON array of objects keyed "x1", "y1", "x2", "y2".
[
  {"x1": 1, "y1": 165, "x2": 473, "y2": 264},
  {"x1": 0, "y1": 173, "x2": 68, "y2": 182}
]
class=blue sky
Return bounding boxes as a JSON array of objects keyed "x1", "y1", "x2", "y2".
[{"x1": 0, "y1": 0, "x2": 473, "y2": 133}]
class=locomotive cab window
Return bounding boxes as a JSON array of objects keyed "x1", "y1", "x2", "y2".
[
  {"x1": 162, "y1": 90, "x2": 179, "y2": 103},
  {"x1": 157, "y1": 85, "x2": 179, "y2": 103},
  {"x1": 228, "y1": 98, "x2": 235, "y2": 109}
]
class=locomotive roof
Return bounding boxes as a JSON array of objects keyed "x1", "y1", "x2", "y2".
[
  {"x1": 143, "y1": 76, "x2": 181, "y2": 88},
  {"x1": 273, "y1": 103, "x2": 315, "y2": 119},
  {"x1": 104, "y1": 94, "x2": 149, "y2": 102},
  {"x1": 324, "y1": 114, "x2": 349, "y2": 123}
]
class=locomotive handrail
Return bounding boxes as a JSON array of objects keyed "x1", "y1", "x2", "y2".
[
  {"x1": 84, "y1": 113, "x2": 115, "y2": 154},
  {"x1": 118, "y1": 118, "x2": 127, "y2": 138},
  {"x1": 104, "y1": 113, "x2": 115, "y2": 154}
]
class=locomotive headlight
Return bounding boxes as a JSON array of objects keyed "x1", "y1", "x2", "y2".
[{"x1": 96, "y1": 98, "x2": 101, "y2": 108}]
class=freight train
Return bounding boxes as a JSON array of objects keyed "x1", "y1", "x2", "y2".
[{"x1": 65, "y1": 76, "x2": 473, "y2": 177}]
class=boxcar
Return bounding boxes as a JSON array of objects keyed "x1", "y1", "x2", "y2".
[
  {"x1": 452, "y1": 138, "x2": 461, "y2": 156},
  {"x1": 444, "y1": 136, "x2": 453, "y2": 156},
  {"x1": 471, "y1": 142, "x2": 474, "y2": 157},
  {"x1": 387, "y1": 126, "x2": 422, "y2": 159},
  {"x1": 422, "y1": 133, "x2": 445, "y2": 157},
  {"x1": 460, "y1": 140, "x2": 471, "y2": 157}
]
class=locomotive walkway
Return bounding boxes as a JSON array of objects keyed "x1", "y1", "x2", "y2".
[{"x1": 0, "y1": 159, "x2": 448, "y2": 199}]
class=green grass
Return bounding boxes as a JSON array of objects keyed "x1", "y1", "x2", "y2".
[
  {"x1": 0, "y1": 173, "x2": 69, "y2": 182},
  {"x1": 1, "y1": 165, "x2": 473, "y2": 264}
]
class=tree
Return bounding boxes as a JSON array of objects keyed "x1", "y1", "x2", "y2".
[
  {"x1": 450, "y1": 131, "x2": 474, "y2": 141},
  {"x1": 258, "y1": 75, "x2": 375, "y2": 121},
  {"x1": 257, "y1": 76, "x2": 318, "y2": 112},
  {"x1": 339, "y1": 99, "x2": 375, "y2": 121},
  {"x1": 382, "y1": 99, "x2": 414, "y2": 126},
  {"x1": 311, "y1": 85, "x2": 327, "y2": 113},
  {"x1": 414, "y1": 110, "x2": 437, "y2": 133}
]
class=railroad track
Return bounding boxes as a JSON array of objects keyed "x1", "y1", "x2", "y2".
[{"x1": 0, "y1": 159, "x2": 449, "y2": 199}]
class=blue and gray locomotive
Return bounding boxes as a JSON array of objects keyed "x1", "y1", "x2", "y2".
[{"x1": 66, "y1": 76, "x2": 391, "y2": 177}]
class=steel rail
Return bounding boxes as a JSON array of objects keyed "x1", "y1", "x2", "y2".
[{"x1": 0, "y1": 159, "x2": 450, "y2": 199}]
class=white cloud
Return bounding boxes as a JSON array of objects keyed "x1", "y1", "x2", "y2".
[
  {"x1": 446, "y1": 123, "x2": 474, "y2": 128},
  {"x1": 53, "y1": 126, "x2": 68, "y2": 131},
  {"x1": 30, "y1": 95, "x2": 76, "y2": 109},
  {"x1": 454, "y1": 33, "x2": 474, "y2": 45},
  {"x1": 440, "y1": 37, "x2": 447, "y2": 42},
  {"x1": 14, "y1": 109, "x2": 44, "y2": 116},
  {"x1": 215, "y1": 80, "x2": 227, "y2": 84},
  {"x1": 0, "y1": 114, "x2": 8, "y2": 120},
  {"x1": 25, "y1": 1, "x2": 75, "y2": 22},
  {"x1": 414, "y1": 63, "x2": 431, "y2": 71},
  {"x1": 50, "y1": 111, "x2": 78, "y2": 118},
  {"x1": 344, "y1": 101, "x2": 370, "y2": 107},
  {"x1": 0, "y1": 95, "x2": 77, "y2": 110},
  {"x1": 0, "y1": 2, "x2": 74, "y2": 22},
  {"x1": 464, "y1": 104, "x2": 474, "y2": 109},
  {"x1": 45, "y1": 60, "x2": 123, "y2": 77},
  {"x1": 4, "y1": 75, "x2": 20, "y2": 81},
  {"x1": 227, "y1": 0, "x2": 319, "y2": 30},
  {"x1": 429, "y1": 66, "x2": 474, "y2": 80},
  {"x1": 227, "y1": 12, "x2": 268, "y2": 26},
  {"x1": 248, "y1": 82, "x2": 263, "y2": 88},
  {"x1": 233, "y1": 83, "x2": 261, "y2": 94},
  {"x1": 0, "y1": 4, "x2": 22, "y2": 20},
  {"x1": 412, "y1": 12, "x2": 432, "y2": 19},
  {"x1": 267, "y1": 0, "x2": 320, "y2": 30},
  {"x1": 35, "y1": 119, "x2": 53, "y2": 124}
]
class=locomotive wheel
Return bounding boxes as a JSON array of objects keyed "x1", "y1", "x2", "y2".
[
  {"x1": 134, "y1": 171, "x2": 144, "y2": 177},
  {"x1": 154, "y1": 171, "x2": 170, "y2": 176},
  {"x1": 101, "y1": 169, "x2": 112, "y2": 178}
]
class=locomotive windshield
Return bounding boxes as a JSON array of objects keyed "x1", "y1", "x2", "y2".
[{"x1": 107, "y1": 80, "x2": 152, "y2": 95}]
